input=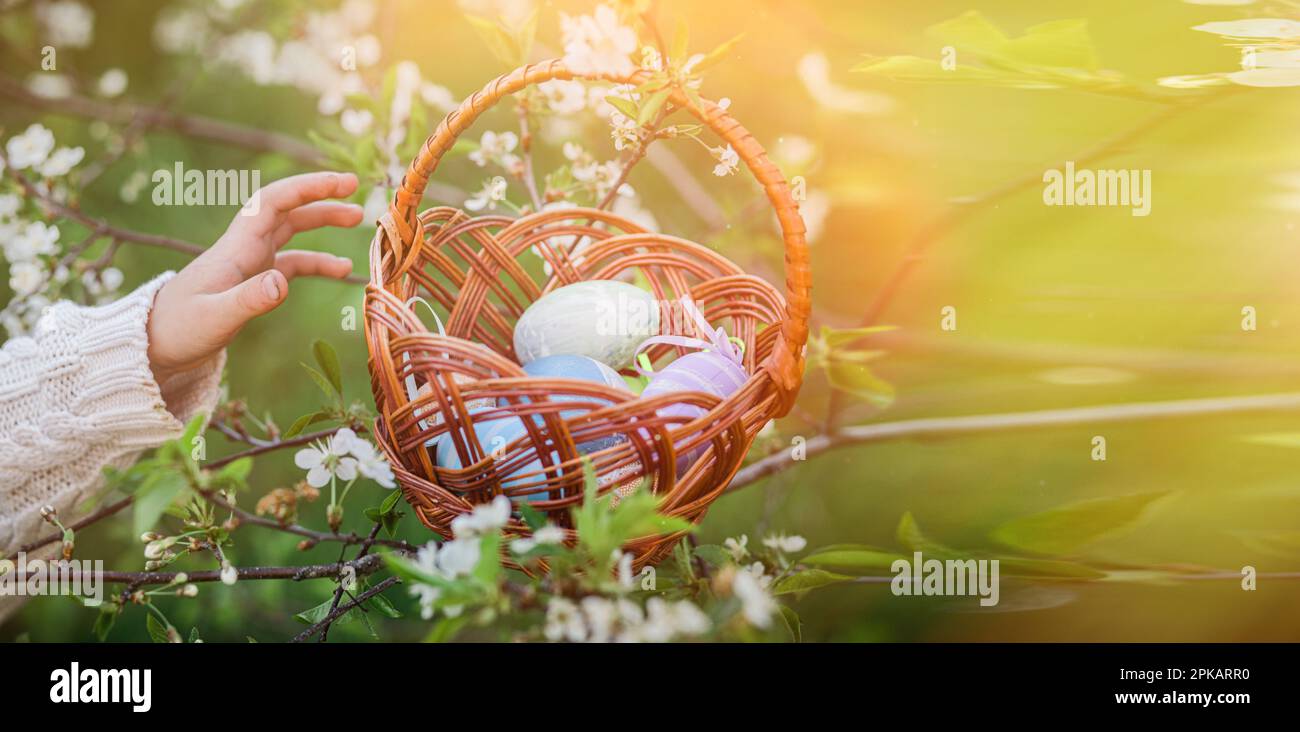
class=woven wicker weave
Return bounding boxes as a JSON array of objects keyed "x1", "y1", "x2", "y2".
[{"x1": 364, "y1": 59, "x2": 811, "y2": 568}]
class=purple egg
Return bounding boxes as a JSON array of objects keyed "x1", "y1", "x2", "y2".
[{"x1": 641, "y1": 350, "x2": 748, "y2": 473}]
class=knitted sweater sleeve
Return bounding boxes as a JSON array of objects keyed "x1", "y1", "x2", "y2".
[{"x1": 0, "y1": 272, "x2": 225, "y2": 558}]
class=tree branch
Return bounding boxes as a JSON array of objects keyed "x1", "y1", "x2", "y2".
[
  {"x1": 291, "y1": 575, "x2": 402, "y2": 642},
  {"x1": 729, "y1": 390, "x2": 1300, "y2": 492},
  {"x1": 0, "y1": 73, "x2": 327, "y2": 166}
]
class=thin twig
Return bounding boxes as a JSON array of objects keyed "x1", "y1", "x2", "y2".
[
  {"x1": 729, "y1": 390, "x2": 1300, "y2": 492},
  {"x1": 597, "y1": 106, "x2": 674, "y2": 211},
  {"x1": 291, "y1": 575, "x2": 402, "y2": 642},
  {"x1": 319, "y1": 522, "x2": 384, "y2": 642},
  {"x1": 4, "y1": 497, "x2": 133, "y2": 563},
  {"x1": 90, "y1": 551, "x2": 393, "y2": 588},
  {"x1": 515, "y1": 101, "x2": 545, "y2": 212}
]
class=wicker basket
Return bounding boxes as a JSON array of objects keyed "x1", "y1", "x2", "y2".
[{"x1": 364, "y1": 59, "x2": 811, "y2": 568}]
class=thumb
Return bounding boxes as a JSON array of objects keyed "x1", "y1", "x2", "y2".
[{"x1": 213, "y1": 270, "x2": 287, "y2": 337}]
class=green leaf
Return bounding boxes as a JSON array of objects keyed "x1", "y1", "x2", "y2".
[
  {"x1": 424, "y1": 614, "x2": 470, "y2": 643},
  {"x1": 997, "y1": 557, "x2": 1107, "y2": 579},
  {"x1": 187, "y1": 627, "x2": 201, "y2": 643},
  {"x1": 93, "y1": 608, "x2": 116, "y2": 641},
  {"x1": 638, "y1": 87, "x2": 672, "y2": 126},
  {"x1": 989, "y1": 491, "x2": 1170, "y2": 556},
  {"x1": 604, "y1": 94, "x2": 639, "y2": 120},
  {"x1": 692, "y1": 543, "x2": 730, "y2": 567},
  {"x1": 133, "y1": 471, "x2": 188, "y2": 536},
  {"x1": 802, "y1": 545, "x2": 906, "y2": 571},
  {"x1": 517, "y1": 502, "x2": 546, "y2": 530},
  {"x1": 896, "y1": 512, "x2": 956, "y2": 557},
  {"x1": 772, "y1": 568, "x2": 853, "y2": 596},
  {"x1": 380, "y1": 489, "x2": 402, "y2": 515},
  {"x1": 472, "y1": 532, "x2": 502, "y2": 586},
  {"x1": 365, "y1": 588, "x2": 403, "y2": 619},
  {"x1": 826, "y1": 361, "x2": 894, "y2": 408},
  {"x1": 464, "y1": 14, "x2": 523, "y2": 67},
  {"x1": 301, "y1": 363, "x2": 340, "y2": 403},
  {"x1": 284, "y1": 410, "x2": 332, "y2": 439},
  {"x1": 312, "y1": 339, "x2": 343, "y2": 397},
  {"x1": 692, "y1": 33, "x2": 745, "y2": 74},
  {"x1": 778, "y1": 605, "x2": 801, "y2": 642},
  {"x1": 145, "y1": 613, "x2": 171, "y2": 644},
  {"x1": 670, "y1": 19, "x2": 689, "y2": 64},
  {"x1": 821, "y1": 324, "x2": 896, "y2": 348},
  {"x1": 924, "y1": 11, "x2": 1098, "y2": 70},
  {"x1": 216, "y1": 457, "x2": 253, "y2": 485}
]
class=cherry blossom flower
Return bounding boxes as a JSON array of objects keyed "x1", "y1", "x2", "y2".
[
  {"x1": 340, "y1": 108, "x2": 374, "y2": 136},
  {"x1": 512, "y1": 523, "x2": 567, "y2": 553},
  {"x1": 465, "y1": 176, "x2": 509, "y2": 211},
  {"x1": 36, "y1": 1, "x2": 95, "y2": 49},
  {"x1": 294, "y1": 428, "x2": 361, "y2": 487},
  {"x1": 559, "y1": 5, "x2": 637, "y2": 76},
  {"x1": 4, "y1": 221, "x2": 59, "y2": 264},
  {"x1": 468, "y1": 130, "x2": 520, "y2": 169},
  {"x1": 5, "y1": 124, "x2": 55, "y2": 170},
  {"x1": 450, "y1": 495, "x2": 512, "y2": 537},
  {"x1": 711, "y1": 144, "x2": 740, "y2": 177},
  {"x1": 37, "y1": 147, "x2": 84, "y2": 178},
  {"x1": 538, "y1": 79, "x2": 587, "y2": 115},
  {"x1": 723, "y1": 534, "x2": 749, "y2": 561},
  {"x1": 97, "y1": 68, "x2": 128, "y2": 98},
  {"x1": 9, "y1": 262, "x2": 44, "y2": 297},
  {"x1": 763, "y1": 532, "x2": 808, "y2": 554},
  {"x1": 25, "y1": 73, "x2": 72, "y2": 100},
  {"x1": 732, "y1": 565, "x2": 777, "y2": 628},
  {"x1": 348, "y1": 437, "x2": 396, "y2": 488}
]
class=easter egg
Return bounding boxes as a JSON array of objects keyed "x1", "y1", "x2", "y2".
[
  {"x1": 436, "y1": 414, "x2": 552, "y2": 502},
  {"x1": 513, "y1": 280, "x2": 660, "y2": 369},
  {"x1": 435, "y1": 415, "x2": 634, "y2": 504},
  {"x1": 641, "y1": 350, "x2": 748, "y2": 472}
]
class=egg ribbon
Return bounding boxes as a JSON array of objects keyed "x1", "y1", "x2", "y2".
[
  {"x1": 401, "y1": 295, "x2": 449, "y2": 434},
  {"x1": 632, "y1": 299, "x2": 745, "y2": 378}
]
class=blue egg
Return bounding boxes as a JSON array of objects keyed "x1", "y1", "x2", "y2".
[{"x1": 435, "y1": 415, "x2": 552, "y2": 502}]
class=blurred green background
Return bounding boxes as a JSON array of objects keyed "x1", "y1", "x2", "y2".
[{"x1": 3, "y1": 0, "x2": 1299, "y2": 641}]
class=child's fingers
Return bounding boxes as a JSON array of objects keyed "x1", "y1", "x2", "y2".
[
  {"x1": 270, "y1": 201, "x2": 365, "y2": 246},
  {"x1": 274, "y1": 250, "x2": 353, "y2": 281},
  {"x1": 232, "y1": 172, "x2": 360, "y2": 237},
  {"x1": 211, "y1": 270, "x2": 289, "y2": 337},
  {"x1": 288, "y1": 201, "x2": 365, "y2": 232},
  {"x1": 257, "y1": 171, "x2": 358, "y2": 216}
]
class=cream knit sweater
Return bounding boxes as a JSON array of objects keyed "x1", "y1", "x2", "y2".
[{"x1": 0, "y1": 272, "x2": 225, "y2": 573}]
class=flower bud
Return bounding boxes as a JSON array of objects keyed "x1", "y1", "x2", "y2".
[
  {"x1": 39, "y1": 505, "x2": 57, "y2": 521},
  {"x1": 139, "y1": 532, "x2": 163, "y2": 543},
  {"x1": 166, "y1": 626, "x2": 182, "y2": 644},
  {"x1": 177, "y1": 584, "x2": 198, "y2": 598},
  {"x1": 170, "y1": 572, "x2": 188, "y2": 585},
  {"x1": 220, "y1": 562, "x2": 237, "y2": 586}
]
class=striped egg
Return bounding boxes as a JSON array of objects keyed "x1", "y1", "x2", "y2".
[
  {"x1": 513, "y1": 281, "x2": 660, "y2": 369},
  {"x1": 641, "y1": 351, "x2": 748, "y2": 473}
]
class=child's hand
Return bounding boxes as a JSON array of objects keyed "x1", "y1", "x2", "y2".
[{"x1": 147, "y1": 172, "x2": 365, "y2": 385}]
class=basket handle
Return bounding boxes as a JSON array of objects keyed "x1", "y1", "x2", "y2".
[{"x1": 386, "y1": 58, "x2": 810, "y2": 414}]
